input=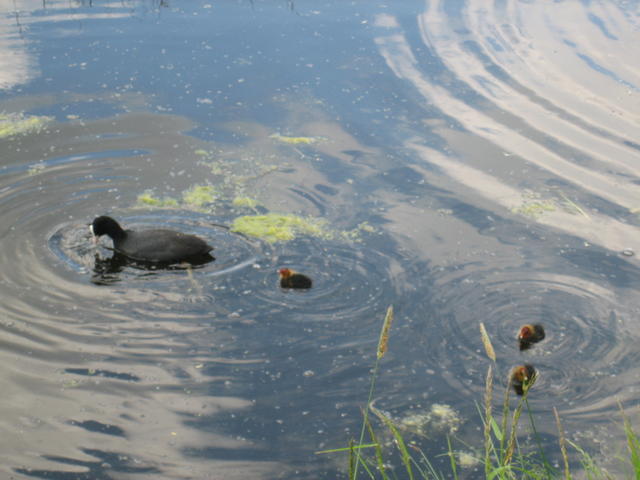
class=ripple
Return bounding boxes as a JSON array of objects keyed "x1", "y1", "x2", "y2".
[
  {"x1": 211, "y1": 240, "x2": 397, "y2": 324},
  {"x1": 48, "y1": 213, "x2": 262, "y2": 288},
  {"x1": 423, "y1": 260, "x2": 637, "y2": 415}
]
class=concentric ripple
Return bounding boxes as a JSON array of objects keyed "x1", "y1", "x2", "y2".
[
  {"x1": 207, "y1": 240, "x2": 398, "y2": 325},
  {"x1": 415, "y1": 255, "x2": 640, "y2": 417},
  {"x1": 49, "y1": 214, "x2": 261, "y2": 289}
]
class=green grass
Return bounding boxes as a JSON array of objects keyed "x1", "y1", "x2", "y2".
[{"x1": 317, "y1": 307, "x2": 640, "y2": 480}]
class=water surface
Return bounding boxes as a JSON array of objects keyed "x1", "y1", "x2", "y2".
[{"x1": 1, "y1": 0, "x2": 639, "y2": 478}]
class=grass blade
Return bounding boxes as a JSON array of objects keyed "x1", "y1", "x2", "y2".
[
  {"x1": 554, "y1": 407, "x2": 572, "y2": 480},
  {"x1": 484, "y1": 366, "x2": 494, "y2": 477},
  {"x1": 379, "y1": 413, "x2": 415, "y2": 480},
  {"x1": 365, "y1": 413, "x2": 388, "y2": 480},
  {"x1": 618, "y1": 400, "x2": 640, "y2": 477}
]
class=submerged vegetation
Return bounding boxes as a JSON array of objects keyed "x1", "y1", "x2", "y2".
[
  {"x1": 511, "y1": 190, "x2": 589, "y2": 220},
  {"x1": 0, "y1": 112, "x2": 51, "y2": 139},
  {"x1": 319, "y1": 310, "x2": 640, "y2": 479},
  {"x1": 269, "y1": 133, "x2": 324, "y2": 145}
]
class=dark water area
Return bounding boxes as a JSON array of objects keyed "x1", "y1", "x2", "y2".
[{"x1": 1, "y1": 0, "x2": 639, "y2": 478}]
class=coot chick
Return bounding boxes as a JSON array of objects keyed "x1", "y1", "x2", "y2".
[
  {"x1": 511, "y1": 364, "x2": 537, "y2": 396},
  {"x1": 517, "y1": 324, "x2": 545, "y2": 351},
  {"x1": 278, "y1": 268, "x2": 312, "y2": 289},
  {"x1": 90, "y1": 216, "x2": 213, "y2": 264}
]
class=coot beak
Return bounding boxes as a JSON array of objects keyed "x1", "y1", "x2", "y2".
[{"x1": 89, "y1": 224, "x2": 99, "y2": 245}]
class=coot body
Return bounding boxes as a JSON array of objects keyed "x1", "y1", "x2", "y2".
[
  {"x1": 278, "y1": 268, "x2": 312, "y2": 289},
  {"x1": 91, "y1": 216, "x2": 213, "y2": 264}
]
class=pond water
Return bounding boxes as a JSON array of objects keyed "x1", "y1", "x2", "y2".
[{"x1": 1, "y1": 0, "x2": 639, "y2": 478}]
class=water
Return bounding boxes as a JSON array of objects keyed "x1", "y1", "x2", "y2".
[{"x1": 1, "y1": 0, "x2": 639, "y2": 478}]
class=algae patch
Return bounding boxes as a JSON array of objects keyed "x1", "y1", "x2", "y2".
[
  {"x1": 182, "y1": 185, "x2": 218, "y2": 207},
  {"x1": 232, "y1": 196, "x2": 261, "y2": 209},
  {"x1": 369, "y1": 401, "x2": 462, "y2": 439},
  {"x1": 137, "y1": 191, "x2": 179, "y2": 208},
  {"x1": 137, "y1": 185, "x2": 218, "y2": 211},
  {"x1": 230, "y1": 214, "x2": 330, "y2": 243},
  {"x1": 28, "y1": 163, "x2": 46, "y2": 176},
  {"x1": 512, "y1": 201, "x2": 555, "y2": 218},
  {"x1": 269, "y1": 133, "x2": 322, "y2": 145},
  {"x1": 230, "y1": 214, "x2": 374, "y2": 243},
  {"x1": 0, "y1": 112, "x2": 52, "y2": 139}
]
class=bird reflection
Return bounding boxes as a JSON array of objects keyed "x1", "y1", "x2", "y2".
[
  {"x1": 518, "y1": 324, "x2": 545, "y2": 351},
  {"x1": 511, "y1": 364, "x2": 537, "y2": 396},
  {"x1": 91, "y1": 252, "x2": 214, "y2": 285},
  {"x1": 91, "y1": 253, "x2": 129, "y2": 285}
]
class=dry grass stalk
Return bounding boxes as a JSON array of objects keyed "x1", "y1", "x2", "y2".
[
  {"x1": 479, "y1": 322, "x2": 496, "y2": 362},
  {"x1": 483, "y1": 365, "x2": 494, "y2": 477},
  {"x1": 554, "y1": 407, "x2": 572, "y2": 479},
  {"x1": 377, "y1": 305, "x2": 394, "y2": 359}
]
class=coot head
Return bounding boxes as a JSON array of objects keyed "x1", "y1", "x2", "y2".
[
  {"x1": 90, "y1": 216, "x2": 125, "y2": 242},
  {"x1": 278, "y1": 267, "x2": 292, "y2": 278}
]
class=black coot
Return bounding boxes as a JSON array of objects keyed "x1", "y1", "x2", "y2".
[{"x1": 90, "y1": 216, "x2": 214, "y2": 264}]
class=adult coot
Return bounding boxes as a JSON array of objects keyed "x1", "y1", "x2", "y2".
[
  {"x1": 90, "y1": 216, "x2": 214, "y2": 264},
  {"x1": 278, "y1": 268, "x2": 312, "y2": 289}
]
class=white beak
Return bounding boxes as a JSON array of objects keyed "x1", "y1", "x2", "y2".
[{"x1": 89, "y1": 224, "x2": 99, "y2": 245}]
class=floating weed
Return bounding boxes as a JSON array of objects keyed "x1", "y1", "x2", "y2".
[
  {"x1": 456, "y1": 450, "x2": 480, "y2": 469},
  {"x1": 182, "y1": 184, "x2": 218, "y2": 208},
  {"x1": 558, "y1": 191, "x2": 589, "y2": 218},
  {"x1": 232, "y1": 196, "x2": 261, "y2": 209},
  {"x1": 269, "y1": 133, "x2": 322, "y2": 145},
  {"x1": 340, "y1": 222, "x2": 376, "y2": 241},
  {"x1": 230, "y1": 213, "x2": 331, "y2": 243},
  {"x1": 512, "y1": 200, "x2": 556, "y2": 218},
  {"x1": 0, "y1": 112, "x2": 52, "y2": 139},
  {"x1": 137, "y1": 191, "x2": 179, "y2": 208},
  {"x1": 28, "y1": 163, "x2": 46, "y2": 176},
  {"x1": 231, "y1": 214, "x2": 374, "y2": 244}
]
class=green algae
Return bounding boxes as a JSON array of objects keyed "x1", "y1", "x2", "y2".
[
  {"x1": 28, "y1": 163, "x2": 46, "y2": 176},
  {"x1": 512, "y1": 201, "x2": 556, "y2": 218},
  {"x1": 269, "y1": 133, "x2": 320, "y2": 145},
  {"x1": 137, "y1": 191, "x2": 179, "y2": 208},
  {"x1": 230, "y1": 213, "x2": 331, "y2": 243},
  {"x1": 232, "y1": 196, "x2": 261, "y2": 209},
  {"x1": 182, "y1": 185, "x2": 218, "y2": 207},
  {"x1": 0, "y1": 112, "x2": 52, "y2": 139}
]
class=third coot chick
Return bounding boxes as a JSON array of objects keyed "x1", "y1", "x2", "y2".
[
  {"x1": 91, "y1": 216, "x2": 214, "y2": 265},
  {"x1": 278, "y1": 268, "x2": 312, "y2": 289}
]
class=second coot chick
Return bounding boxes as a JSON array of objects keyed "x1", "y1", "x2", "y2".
[
  {"x1": 278, "y1": 268, "x2": 312, "y2": 289},
  {"x1": 91, "y1": 216, "x2": 213, "y2": 264},
  {"x1": 517, "y1": 324, "x2": 545, "y2": 351},
  {"x1": 511, "y1": 364, "x2": 537, "y2": 396}
]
